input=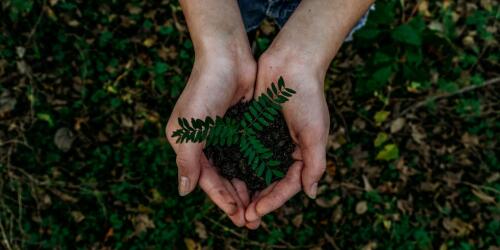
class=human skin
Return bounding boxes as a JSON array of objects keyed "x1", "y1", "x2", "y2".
[
  {"x1": 165, "y1": 0, "x2": 256, "y2": 227},
  {"x1": 244, "y1": 0, "x2": 375, "y2": 229},
  {"x1": 167, "y1": 0, "x2": 374, "y2": 229}
]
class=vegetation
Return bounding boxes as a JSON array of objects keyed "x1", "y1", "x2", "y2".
[
  {"x1": 0, "y1": 0, "x2": 499, "y2": 249},
  {"x1": 173, "y1": 77, "x2": 295, "y2": 184}
]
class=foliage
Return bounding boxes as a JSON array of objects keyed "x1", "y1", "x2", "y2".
[
  {"x1": 172, "y1": 77, "x2": 294, "y2": 183},
  {"x1": 0, "y1": 0, "x2": 498, "y2": 249}
]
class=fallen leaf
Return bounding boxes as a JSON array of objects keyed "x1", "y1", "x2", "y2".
[
  {"x1": 143, "y1": 37, "x2": 156, "y2": 47},
  {"x1": 374, "y1": 111, "x2": 390, "y2": 126},
  {"x1": 316, "y1": 195, "x2": 341, "y2": 208},
  {"x1": 54, "y1": 127, "x2": 75, "y2": 152},
  {"x1": 390, "y1": 118, "x2": 406, "y2": 133},
  {"x1": 292, "y1": 214, "x2": 303, "y2": 228},
  {"x1": 410, "y1": 124, "x2": 426, "y2": 144},
  {"x1": 0, "y1": 90, "x2": 16, "y2": 118},
  {"x1": 195, "y1": 221, "x2": 207, "y2": 240},
  {"x1": 461, "y1": 133, "x2": 479, "y2": 148},
  {"x1": 471, "y1": 189, "x2": 495, "y2": 203},
  {"x1": 374, "y1": 132, "x2": 389, "y2": 147},
  {"x1": 71, "y1": 211, "x2": 85, "y2": 223},
  {"x1": 376, "y1": 144, "x2": 399, "y2": 161},
  {"x1": 355, "y1": 201, "x2": 368, "y2": 215},
  {"x1": 443, "y1": 218, "x2": 473, "y2": 237},
  {"x1": 184, "y1": 238, "x2": 201, "y2": 250},
  {"x1": 362, "y1": 175, "x2": 374, "y2": 192}
]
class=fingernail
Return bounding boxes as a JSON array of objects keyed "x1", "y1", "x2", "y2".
[
  {"x1": 308, "y1": 182, "x2": 318, "y2": 199},
  {"x1": 178, "y1": 176, "x2": 190, "y2": 196}
]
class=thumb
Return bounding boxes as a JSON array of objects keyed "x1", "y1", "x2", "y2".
[
  {"x1": 300, "y1": 139, "x2": 326, "y2": 199},
  {"x1": 175, "y1": 143, "x2": 203, "y2": 196}
]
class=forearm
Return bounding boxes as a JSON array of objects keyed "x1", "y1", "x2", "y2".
[
  {"x1": 179, "y1": 0, "x2": 252, "y2": 59},
  {"x1": 267, "y1": 0, "x2": 374, "y2": 74}
]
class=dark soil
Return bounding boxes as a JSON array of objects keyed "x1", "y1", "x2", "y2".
[{"x1": 204, "y1": 102, "x2": 295, "y2": 191}]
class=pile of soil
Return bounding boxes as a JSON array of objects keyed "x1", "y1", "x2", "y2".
[{"x1": 204, "y1": 102, "x2": 294, "y2": 191}]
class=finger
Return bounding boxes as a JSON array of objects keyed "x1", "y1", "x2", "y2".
[
  {"x1": 245, "y1": 219, "x2": 261, "y2": 230},
  {"x1": 222, "y1": 179, "x2": 246, "y2": 227},
  {"x1": 245, "y1": 182, "x2": 278, "y2": 222},
  {"x1": 300, "y1": 142, "x2": 326, "y2": 199},
  {"x1": 175, "y1": 143, "x2": 203, "y2": 196},
  {"x1": 254, "y1": 161, "x2": 303, "y2": 217},
  {"x1": 231, "y1": 179, "x2": 250, "y2": 207},
  {"x1": 292, "y1": 146, "x2": 302, "y2": 161},
  {"x1": 199, "y1": 157, "x2": 238, "y2": 216}
]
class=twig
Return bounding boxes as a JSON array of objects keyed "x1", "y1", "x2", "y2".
[
  {"x1": 394, "y1": 76, "x2": 500, "y2": 121},
  {"x1": 0, "y1": 217, "x2": 13, "y2": 250},
  {"x1": 204, "y1": 216, "x2": 313, "y2": 249},
  {"x1": 461, "y1": 181, "x2": 500, "y2": 195},
  {"x1": 26, "y1": 0, "x2": 47, "y2": 44}
]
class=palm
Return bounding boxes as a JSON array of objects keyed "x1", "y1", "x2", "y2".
[
  {"x1": 166, "y1": 57, "x2": 255, "y2": 226},
  {"x1": 244, "y1": 60, "x2": 329, "y2": 228}
]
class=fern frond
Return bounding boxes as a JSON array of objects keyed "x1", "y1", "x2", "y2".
[
  {"x1": 206, "y1": 116, "x2": 239, "y2": 146},
  {"x1": 240, "y1": 78, "x2": 295, "y2": 135}
]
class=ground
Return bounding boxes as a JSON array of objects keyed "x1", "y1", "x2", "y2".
[{"x1": 0, "y1": 0, "x2": 499, "y2": 249}]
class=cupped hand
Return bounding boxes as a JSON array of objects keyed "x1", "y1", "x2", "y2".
[
  {"x1": 166, "y1": 53, "x2": 256, "y2": 227},
  {"x1": 244, "y1": 51, "x2": 330, "y2": 229}
]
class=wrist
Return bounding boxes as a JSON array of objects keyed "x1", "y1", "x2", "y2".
[{"x1": 260, "y1": 44, "x2": 328, "y2": 86}]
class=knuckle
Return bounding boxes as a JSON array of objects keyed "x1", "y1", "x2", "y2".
[{"x1": 175, "y1": 155, "x2": 193, "y2": 170}]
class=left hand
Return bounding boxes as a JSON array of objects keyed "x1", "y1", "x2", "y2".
[{"x1": 243, "y1": 49, "x2": 330, "y2": 229}]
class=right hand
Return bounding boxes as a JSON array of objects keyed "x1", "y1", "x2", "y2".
[{"x1": 166, "y1": 52, "x2": 256, "y2": 227}]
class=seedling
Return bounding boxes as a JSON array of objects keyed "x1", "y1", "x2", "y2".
[{"x1": 172, "y1": 77, "x2": 296, "y2": 185}]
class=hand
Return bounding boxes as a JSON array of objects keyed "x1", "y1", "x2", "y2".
[
  {"x1": 166, "y1": 52, "x2": 256, "y2": 227},
  {"x1": 244, "y1": 50, "x2": 330, "y2": 229}
]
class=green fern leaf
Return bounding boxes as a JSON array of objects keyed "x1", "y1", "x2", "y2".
[
  {"x1": 268, "y1": 160, "x2": 280, "y2": 167},
  {"x1": 282, "y1": 91, "x2": 292, "y2": 97},
  {"x1": 278, "y1": 76, "x2": 285, "y2": 89},
  {"x1": 261, "y1": 111, "x2": 275, "y2": 121},
  {"x1": 285, "y1": 88, "x2": 296, "y2": 94},
  {"x1": 272, "y1": 170, "x2": 284, "y2": 178},
  {"x1": 271, "y1": 83, "x2": 278, "y2": 95},
  {"x1": 205, "y1": 116, "x2": 214, "y2": 126},
  {"x1": 182, "y1": 118, "x2": 193, "y2": 131},
  {"x1": 265, "y1": 169, "x2": 272, "y2": 184},
  {"x1": 267, "y1": 88, "x2": 273, "y2": 98},
  {"x1": 252, "y1": 121, "x2": 263, "y2": 131},
  {"x1": 257, "y1": 117, "x2": 270, "y2": 127},
  {"x1": 248, "y1": 150, "x2": 256, "y2": 165},
  {"x1": 244, "y1": 112, "x2": 253, "y2": 123},
  {"x1": 275, "y1": 96, "x2": 288, "y2": 103},
  {"x1": 191, "y1": 118, "x2": 200, "y2": 129},
  {"x1": 253, "y1": 101, "x2": 263, "y2": 112},
  {"x1": 262, "y1": 152, "x2": 273, "y2": 159},
  {"x1": 257, "y1": 163, "x2": 265, "y2": 176},
  {"x1": 249, "y1": 105, "x2": 258, "y2": 118}
]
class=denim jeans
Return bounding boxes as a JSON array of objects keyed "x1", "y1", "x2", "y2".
[{"x1": 238, "y1": 0, "x2": 374, "y2": 41}]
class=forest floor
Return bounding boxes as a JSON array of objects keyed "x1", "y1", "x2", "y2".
[{"x1": 0, "y1": 0, "x2": 499, "y2": 249}]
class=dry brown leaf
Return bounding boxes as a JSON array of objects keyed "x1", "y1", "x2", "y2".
[
  {"x1": 362, "y1": 175, "x2": 374, "y2": 192},
  {"x1": 461, "y1": 133, "x2": 479, "y2": 148},
  {"x1": 443, "y1": 218, "x2": 473, "y2": 237},
  {"x1": 355, "y1": 201, "x2": 368, "y2": 215},
  {"x1": 410, "y1": 124, "x2": 426, "y2": 144},
  {"x1": 194, "y1": 221, "x2": 207, "y2": 240},
  {"x1": 54, "y1": 127, "x2": 75, "y2": 152},
  {"x1": 471, "y1": 189, "x2": 495, "y2": 204},
  {"x1": 390, "y1": 118, "x2": 406, "y2": 133},
  {"x1": 316, "y1": 196, "x2": 341, "y2": 208},
  {"x1": 71, "y1": 211, "x2": 85, "y2": 223},
  {"x1": 292, "y1": 214, "x2": 303, "y2": 228}
]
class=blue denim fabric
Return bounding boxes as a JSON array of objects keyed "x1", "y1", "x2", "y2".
[{"x1": 238, "y1": 0, "x2": 374, "y2": 41}]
